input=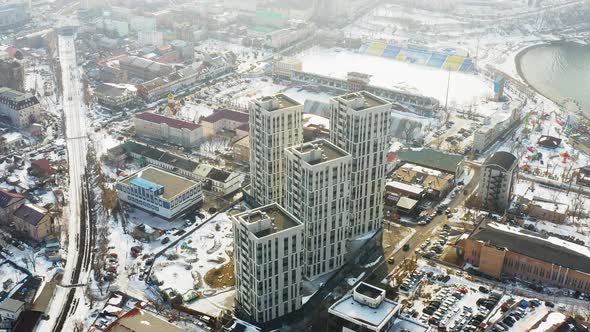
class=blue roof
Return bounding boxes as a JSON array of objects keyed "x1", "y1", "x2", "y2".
[{"x1": 130, "y1": 178, "x2": 164, "y2": 192}]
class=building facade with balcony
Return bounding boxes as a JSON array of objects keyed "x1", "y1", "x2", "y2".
[
  {"x1": 478, "y1": 151, "x2": 518, "y2": 213},
  {"x1": 284, "y1": 139, "x2": 351, "y2": 279},
  {"x1": 329, "y1": 91, "x2": 391, "y2": 238},
  {"x1": 232, "y1": 203, "x2": 304, "y2": 324},
  {"x1": 248, "y1": 94, "x2": 303, "y2": 206}
]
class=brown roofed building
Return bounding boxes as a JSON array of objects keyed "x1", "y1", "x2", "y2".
[
  {"x1": 134, "y1": 112, "x2": 202, "y2": 148},
  {"x1": 200, "y1": 109, "x2": 249, "y2": 137},
  {"x1": 104, "y1": 307, "x2": 185, "y2": 332},
  {"x1": 0, "y1": 189, "x2": 25, "y2": 225},
  {"x1": 459, "y1": 221, "x2": 590, "y2": 293},
  {"x1": 12, "y1": 204, "x2": 53, "y2": 241}
]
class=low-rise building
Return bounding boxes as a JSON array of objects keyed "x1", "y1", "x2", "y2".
[
  {"x1": 137, "y1": 67, "x2": 198, "y2": 102},
  {"x1": 516, "y1": 196, "x2": 569, "y2": 224},
  {"x1": 328, "y1": 282, "x2": 401, "y2": 332},
  {"x1": 272, "y1": 58, "x2": 302, "y2": 80},
  {"x1": 193, "y1": 164, "x2": 241, "y2": 196},
  {"x1": 116, "y1": 166, "x2": 203, "y2": 219},
  {"x1": 104, "y1": 307, "x2": 185, "y2": 332},
  {"x1": 0, "y1": 59, "x2": 24, "y2": 92},
  {"x1": 395, "y1": 148, "x2": 464, "y2": 177},
  {"x1": 118, "y1": 56, "x2": 174, "y2": 82},
  {"x1": 134, "y1": 112, "x2": 202, "y2": 147},
  {"x1": 111, "y1": 141, "x2": 240, "y2": 195},
  {"x1": 385, "y1": 180, "x2": 424, "y2": 200},
  {"x1": 233, "y1": 135, "x2": 249, "y2": 162},
  {"x1": 12, "y1": 204, "x2": 53, "y2": 241},
  {"x1": 200, "y1": 109, "x2": 249, "y2": 137},
  {"x1": 0, "y1": 87, "x2": 43, "y2": 128},
  {"x1": 0, "y1": 298, "x2": 24, "y2": 324},
  {"x1": 460, "y1": 221, "x2": 590, "y2": 293},
  {"x1": 0, "y1": 189, "x2": 25, "y2": 224},
  {"x1": 392, "y1": 162, "x2": 454, "y2": 199},
  {"x1": 577, "y1": 166, "x2": 590, "y2": 187},
  {"x1": 0, "y1": 132, "x2": 24, "y2": 153},
  {"x1": 94, "y1": 83, "x2": 137, "y2": 110}
]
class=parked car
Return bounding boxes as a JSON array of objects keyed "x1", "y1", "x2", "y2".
[{"x1": 161, "y1": 237, "x2": 170, "y2": 245}]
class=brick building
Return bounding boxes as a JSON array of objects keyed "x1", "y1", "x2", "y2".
[{"x1": 459, "y1": 222, "x2": 590, "y2": 293}]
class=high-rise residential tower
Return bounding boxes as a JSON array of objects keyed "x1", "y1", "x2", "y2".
[
  {"x1": 285, "y1": 139, "x2": 351, "y2": 279},
  {"x1": 232, "y1": 203, "x2": 304, "y2": 323},
  {"x1": 329, "y1": 91, "x2": 392, "y2": 238},
  {"x1": 249, "y1": 94, "x2": 303, "y2": 206},
  {"x1": 478, "y1": 151, "x2": 518, "y2": 213}
]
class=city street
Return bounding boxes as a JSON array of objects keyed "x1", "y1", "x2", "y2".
[{"x1": 36, "y1": 33, "x2": 91, "y2": 332}]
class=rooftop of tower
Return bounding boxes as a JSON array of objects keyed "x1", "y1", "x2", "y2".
[
  {"x1": 257, "y1": 93, "x2": 300, "y2": 111},
  {"x1": 288, "y1": 139, "x2": 350, "y2": 165},
  {"x1": 337, "y1": 91, "x2": 389, "y2": 111}
]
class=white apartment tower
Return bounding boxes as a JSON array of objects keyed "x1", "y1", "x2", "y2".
[
  {"x1": 232, "y1": 203, "x2": 304, "y2": 323},
  {"x1": 330, "y1": 91, "x2": 392, "y2": 238},
  {"x1": 478, "y1": 151, "x2": 518, "y2": 213},
  {"x1": 249, "y1": 94, "x2": 303, "y2": 206},
  {"x1": 285, "y1": 139, "x2": 351, "y2": 279}
]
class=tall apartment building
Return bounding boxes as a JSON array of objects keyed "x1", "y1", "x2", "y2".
[
  {"x1": 232, "y1": 203, "x2": 304, "y2": 324},
  {"x1": 285, "y1": 139, "x2": 351, "y2": 279},
  {"x1": 478, "y1": 151, "x2": 518, "y2": 213},
  {"x1": 249, "y1": 94, "x2": 303, "y2": 206},
  {"x1": 330, "y1": 91, "x2": 391, "y2": 238}
]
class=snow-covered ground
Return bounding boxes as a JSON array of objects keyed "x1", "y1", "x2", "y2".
[
  {"x1": 149, "y1": 213, "x2": 234, "y2": 317},
  {"x1": 296, "y1": 47, "x2": 493, "y2": 107}
]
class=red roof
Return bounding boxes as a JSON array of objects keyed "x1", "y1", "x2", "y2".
[
  {"x1": 135, "y1": 112, "x2": 201, "y2": 130},
  {"x1": 202, "y1": 109, "x2": 249, "y2": 124},
  {"x1": 31, "y1": 158, "x2": 52, "y2": 172}
]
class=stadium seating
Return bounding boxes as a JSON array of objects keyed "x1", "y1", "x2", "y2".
[{"x1": 361, "y1": 41, "x2": 475, "y2": 73}]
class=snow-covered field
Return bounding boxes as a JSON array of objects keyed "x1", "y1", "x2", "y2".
[
  {"x1": 296, "y1": 47, "x2": 493, "y2": 107},
  {"x1": 151, "y1": 213, "x2": 234, "y2": 316}
]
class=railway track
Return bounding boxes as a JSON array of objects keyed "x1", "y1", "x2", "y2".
[{"x1": 52, "y1": 174, "x2": 93, "y2": 332}]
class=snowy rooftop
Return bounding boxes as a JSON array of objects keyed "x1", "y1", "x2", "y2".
[
  {"x1": 121, "y1": 166, "x2": 199, "y2": 200},
  {"x1": 335, "y1": 91, "x2": 388, "y2": 111},
  {"x1": 329, "y1": 289, "x2": 400, "y2": 329},
  {"x1": 471, "y1": 222, "x2": 590, "y2": 274},
  {"x1": 287, "y1": 139, "x2": 349, "y2": 165},
  {"x1": 235, "y1": 204, "x2": 302, "y2": 238},
  {"x1": 254, "y1": 93, "x2": 300, "y2": 112}
]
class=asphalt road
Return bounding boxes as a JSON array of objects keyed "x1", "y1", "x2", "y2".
[
  {"x1": 365, "y1": 165, "x2": 481, "y2": 286},
  {"x1": 39, "y1": 34, "x2": 91, "y2": 332}
]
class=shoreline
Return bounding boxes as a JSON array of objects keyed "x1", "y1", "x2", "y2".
[{"x1": 515, "y1": 41, "x2": 588, "y2": 120}]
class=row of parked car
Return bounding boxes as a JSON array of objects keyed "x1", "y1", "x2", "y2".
[
  {"x1": 418, "y1": 224, "x2": 452, "y2": 259},
  {"x1": 421, "y1": 287, "x2": 468, "y2": 329},
  {"x1": 399, "y1": 270, "x2": 425, "y2": 293}
]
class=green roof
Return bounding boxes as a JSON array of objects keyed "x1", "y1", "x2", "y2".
[{"x1": 396, "y1": 148, "x2": 463, "y2": 174}]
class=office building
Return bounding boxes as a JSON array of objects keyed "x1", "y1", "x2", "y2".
[
  {"x1": 285, "y1": 139, "x2": 351, "y2": 279},
  {"x1": 249, "y1": 94, "x2": 303, "y2": 206},
  {"x1": 478, "y1": 151, "x2": 518, "y2": 213},
  {"x1": 232, "y1": 203, "x2": 304, "y2": 323},
  {"x1": 116, "y1": 166, "x2": 202, "y2": 219},
  {"x1": 330, "y1": 91, "x2": 391, "y2": 238}
]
